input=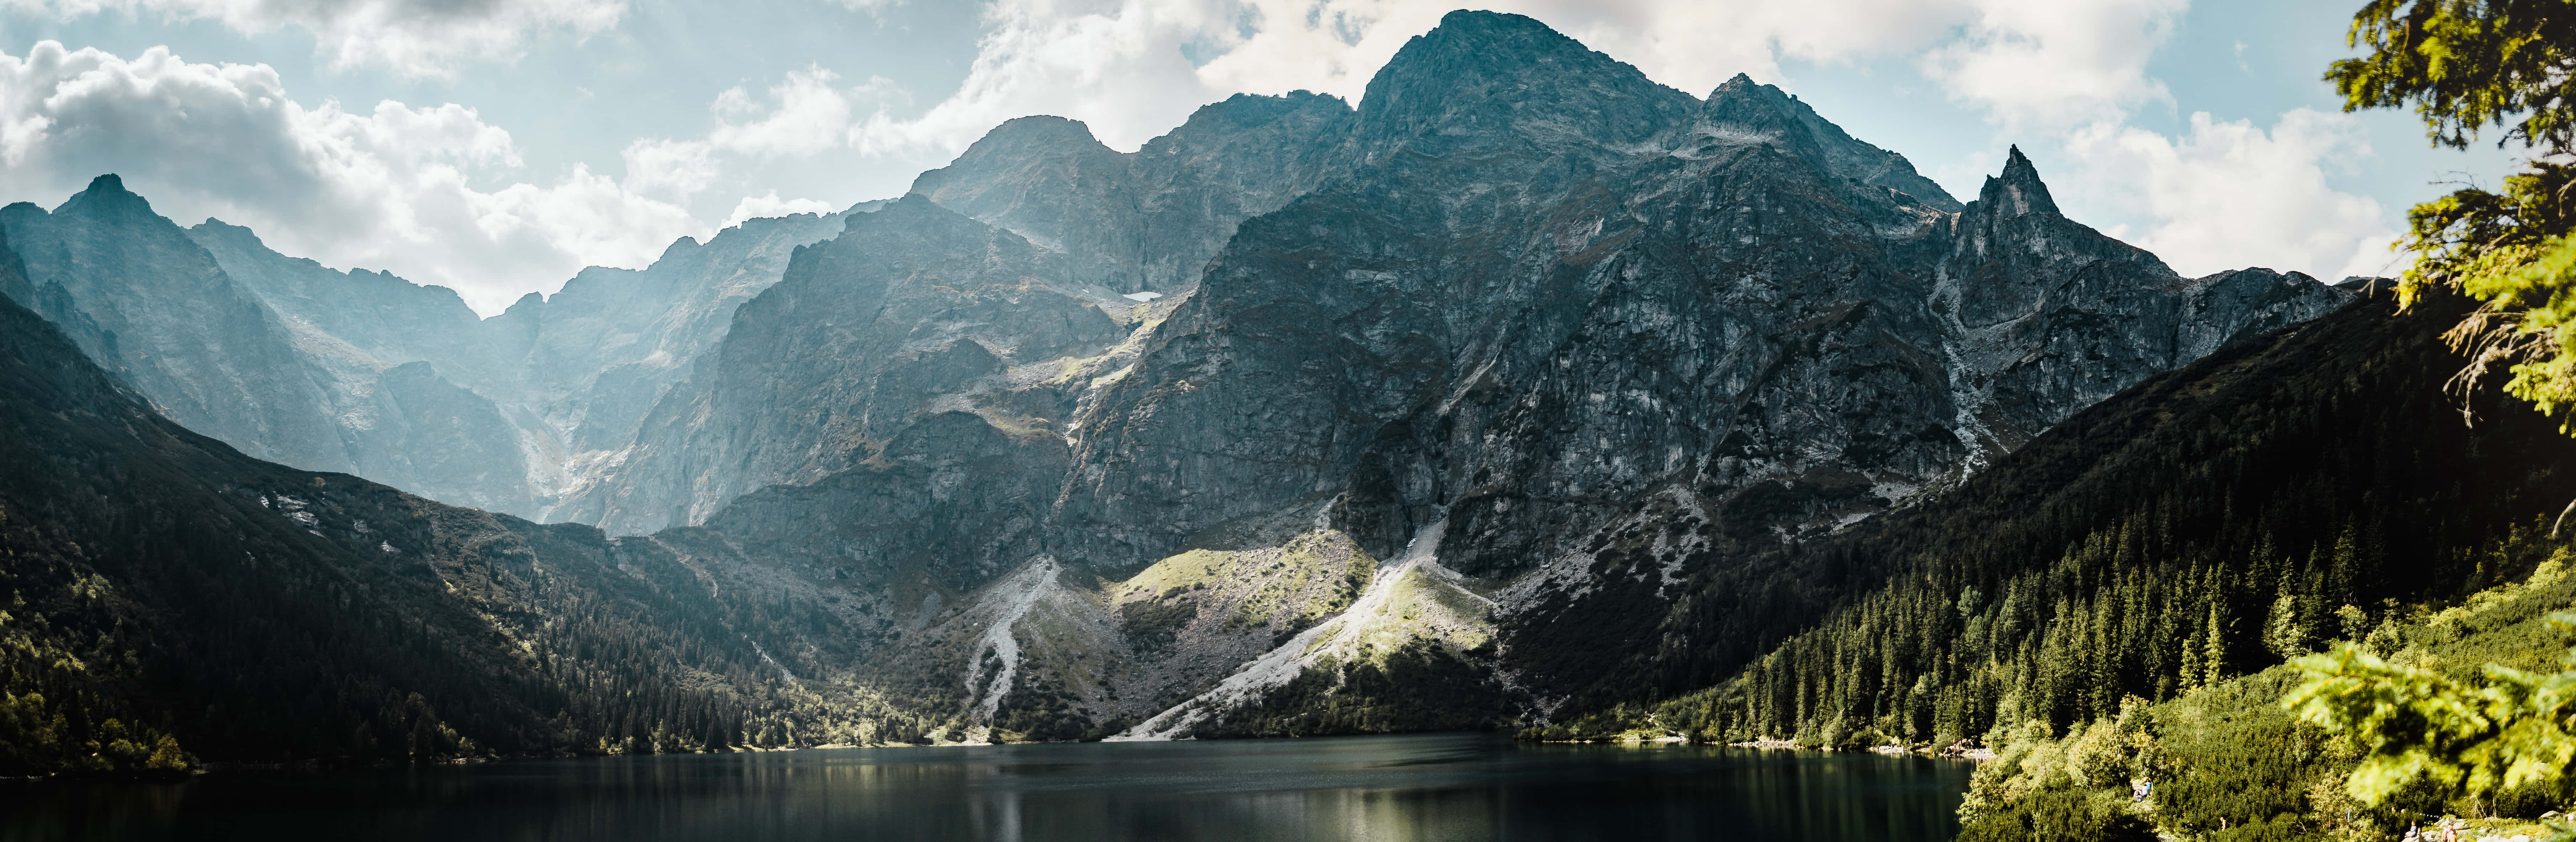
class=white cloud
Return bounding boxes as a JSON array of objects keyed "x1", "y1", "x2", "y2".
[
  {"x1": 842, "y1": 0, "x2": 1994, "y2": 158},
  {"x1": 834, "y1": 0, "x2": 2190, "y2": 162},
  {"x1": 1922, "y1": 0, "x2": 2187, "y2": 130},
  {"x1": 2061, "y1": 108, "x2": 2401, "y2": 282},
  {"x1": 0, "y1": 41, "x2": 696, "y2": 313},
  {"x1": 4, "y1": 0, "x2": 626, "y2": 79},
  {"x1": 622, "y1": 66, "x2": 864, "y2": 202},
  {"x1": 851, "y1": 0, "x2": 1225, "y2": 157},
  {"x1": 721, "y1": 190, "x2": 834, "y2": 229}
]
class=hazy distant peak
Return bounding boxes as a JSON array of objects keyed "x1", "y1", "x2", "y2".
[
  {"x1": 55, "y1": 173, "x2": 161, "y2": 222},
  {"x1": 188, "y1": 217, "x2": 270, "y2": 252}
]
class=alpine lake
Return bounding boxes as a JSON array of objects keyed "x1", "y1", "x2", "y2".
[{"x1": 3, "y1": 733, "x2": 1973, "y2": 841}]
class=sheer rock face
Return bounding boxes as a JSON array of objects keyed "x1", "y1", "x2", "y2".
[
  {"x1": 587, "y1": 10, "x2": 2343, "y2": 587},
  {"x1": 0, "y1": 176, "x2": 346, "y2": 474},
  {"x1": 1933, "y1": 149, "x2": 2354, "y2": 454},
  {"x1": 560, "y1": 196, "x2": 1124, "y2": 535},
  {"x1": 1055, "y1": 12, "x2": 1994, "y2": 577}
]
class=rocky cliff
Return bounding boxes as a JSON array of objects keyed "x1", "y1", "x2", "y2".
[{"x1": 558, "y1": 196, "x2": 1124, "y2": 535}]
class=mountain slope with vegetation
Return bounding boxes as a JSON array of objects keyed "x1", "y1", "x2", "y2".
[
  {"x1": 1553, "y1": 289, "x2": 2576, "y2": 745},
  {"x1": 0, "y1": 230, "x2": 928, "y2": 774}
]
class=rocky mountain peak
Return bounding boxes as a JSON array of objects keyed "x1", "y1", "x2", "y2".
[
  {"x1": 1695, "y1": 76, "x2": 1962, "y2": 212},
  {"x1": 55, "y1": 173, "x2": 165, "y2": 224},
  {"x1": 924, "y1": 116, "x2": 1115, "y2": 177},
  {"x1": 1358, "y1": 10, "x2": 1695, "y2": 154},
  {"x1": 1694, "y1": 73, "x2": 1832, "y2": 159},
  {"x1": 1980, "y1": 145, "x2": 2061, "y2": 218},
  {"x1": 1138, "y1": 91, "x2": 1351, "y2": 158}
]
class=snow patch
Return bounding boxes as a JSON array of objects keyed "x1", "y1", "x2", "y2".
[{"x1": 1121, "y1": 291, "x2": 1163, "y2": 302}]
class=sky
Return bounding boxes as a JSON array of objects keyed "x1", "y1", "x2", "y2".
[{"x1": 0, "y1": 0, "x2": 2525, "y2": 315}]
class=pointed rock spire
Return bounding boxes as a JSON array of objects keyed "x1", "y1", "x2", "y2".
[{"x1": 1978, "y1": 145, "x2": 2060, "y2": 218}]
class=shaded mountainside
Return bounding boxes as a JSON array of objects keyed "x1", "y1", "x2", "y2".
[
  {"x1": 0, "y1": 271, "x2": 943, "y2": 774},
  {"x1": 0, "y1": 174, "x2": 868, "y2": 521},
  {"x1": 1538, "y1": 288, "x2": 2576, "y2": 746}
]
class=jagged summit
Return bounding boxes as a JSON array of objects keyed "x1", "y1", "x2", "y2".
[{"x1": 1981, "y1": 145, "x2": 2061, "y2": 217}]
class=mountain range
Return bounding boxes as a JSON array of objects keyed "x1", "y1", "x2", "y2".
[{"x1": 0, "y1": 10, "x2": 2408, "y2": 767}]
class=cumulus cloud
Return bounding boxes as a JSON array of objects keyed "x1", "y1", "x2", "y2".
[
  {"x1": 1922, "y1": 0, "x2": 2187, "y2": 130},
  {"x1": 838, "y1": 0, "x2": 1991, "y2": 156},
  {"x1": 624, "y1": 66, "x2": 862, "y2": 202},
  {"x1": 5, "y1": 0, "x2": 625, "y2": 78},
  {"x1": 0, "y1": 41, "x2": 696, "y2": 313},
  {"x1": 836, "y1": 0, "x2": 2185, "y2": 158},
  {"x1": 2063, "y1": 108, "x2": 2402, "y2": 282},
  {"x1": 851, "y1": 0, "x2": 1226, "y2": 156},
  {"x1": 721, "y1": 190, "x2": 835, "y2": 229}
]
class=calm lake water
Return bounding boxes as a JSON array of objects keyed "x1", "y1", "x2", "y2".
[{"x1": 2, "y1": 733, "x2": 1973, "y2": 841}]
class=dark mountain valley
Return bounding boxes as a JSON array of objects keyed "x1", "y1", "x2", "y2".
[{"x1": 4, "y1": 9, "x2": 2565, "y2": 841}]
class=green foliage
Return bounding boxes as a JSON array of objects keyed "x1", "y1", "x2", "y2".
[
  {"x1": 2285, "y1": 570, "x2": 2576, "y2": 837},
  {"x1": 2334, "y1": 1, "x2": 2576, "y2": 431},
  {"x1": 1926, "y1": 544, "x2": 2576, "y2": 841},
  {"x1": 2328, "y1": 0, "x2": 2576, "y2": 151},
  {"x1": 1956, "y1": 790, "x2": 2157, "y2": 842}
]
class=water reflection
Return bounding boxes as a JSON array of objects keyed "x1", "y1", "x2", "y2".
[{"x1": 0, "y1": 733, "x2": 1971, "y2": 841}]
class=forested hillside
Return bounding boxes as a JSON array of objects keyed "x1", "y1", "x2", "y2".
[
  {"x1": 1952, "y1": 531, "x2": 2576, "y2": 841},
  {"x1": 1539, "y1": 289, "x2": 2576, "y2": 756}
]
